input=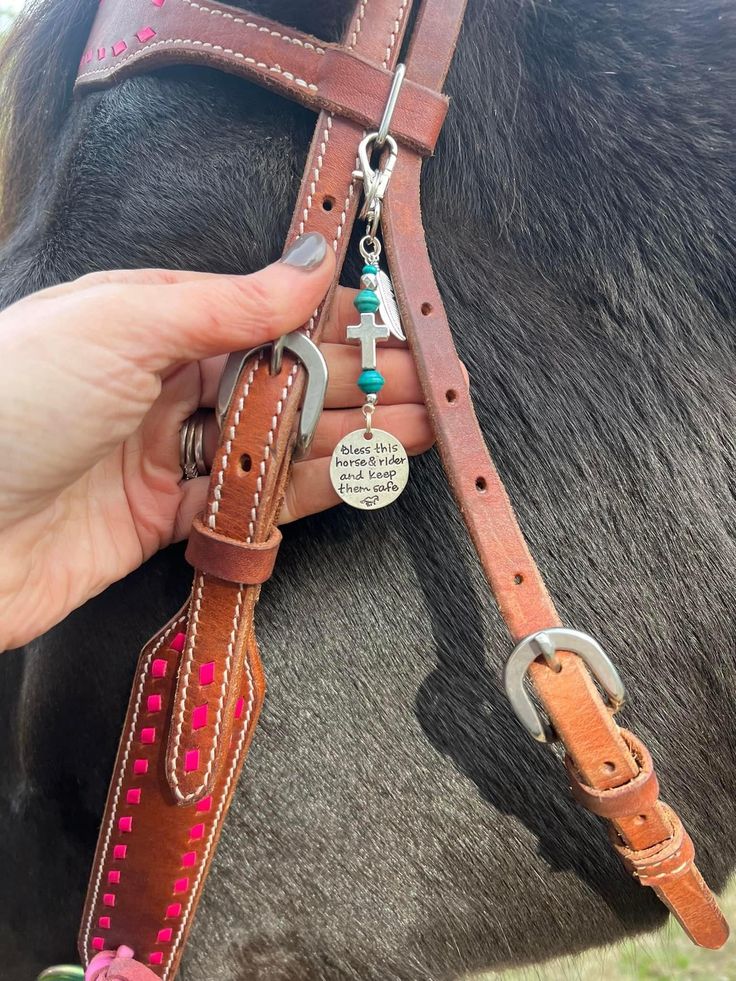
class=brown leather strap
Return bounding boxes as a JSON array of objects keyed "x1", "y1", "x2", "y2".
[
  {"x1": 184, "y1": 516, "x2": 281, "y2": 584},
  {"x1": 381, "y1": 0, "x2": 728, "y2": 949},
  {"x1": 74, "y1": 0, "x2": 447, "y2": 155},
  {"x1": 76, "y1": 0, "x2": 730, "y2": 969},
  {"x1": 78, "y1": 2, "x2": 413, "y2": 974}
]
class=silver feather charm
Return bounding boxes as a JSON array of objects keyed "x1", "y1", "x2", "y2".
[{"x1": 376, "y1": 268, "x2": 406, "y2": 341}]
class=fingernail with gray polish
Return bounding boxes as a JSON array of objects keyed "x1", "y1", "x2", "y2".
[{"x1": 281, "y1": 232, "x2": 328, "y2": 270}]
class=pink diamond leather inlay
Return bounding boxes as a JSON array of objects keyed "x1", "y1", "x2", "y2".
[
  {"x1": 149, "y1": 952, "x2": 164, "y2": 966},
  {"x1": 192, "y1": 703, "x2": 208, "y2": 730},
  {"x1": 157, "y1": 927, "x2": 173, "y2": 943},
  {"x1": 184, "y1": 749, "x2": 200, "y2": 773},
  {"x1": 127, "y1": 788, "x2": 142, "y2": 805},
  {"x1": 174, "y1": 877, "x2": 189, "y2": 893},
  {"x1": 84, "y1": 50, "x2": 92, "y2": 63},
  {"x1": 199, "y1": 661, "x2": 215, "y2": 685},
  {"x1": 189, "y1": 823, "x2": 205, "y2": 840},
  {"x1": 113, "y1": 844, "x2": 127, "y2": 860},
  {"x1": 171, "y1": 631, "x2": 186, "y2": 652},
  {"x1": 108, "y1": 870, "x2": 121, "y2": 884},
  {"x1": 166, "y1": 903, "x2": 182, "y2": 918},
  {"x1": 111, "y1": 40, "x2": 127, "y2": 56},
  {"x1": 103, "y1": 893, "x2": 116, "y2": 907},
  {"x1": 136, "y1": 26, "x2": 156, "y2": 42},
  {"x1": 152, "y1": 0, "x2": 166, "y2": 6},
  {"x1": 133, "y1": 758, "x2": 149, "y2": 775},
  {"x1": 92, "y1": 937, "x2": 105, "y2": 952},
  {"x1": 234, "y1": 696, "x2": 245, "y2": 719},
  {"x1": 119, "y1": 817, "x2": 133, "y2": 833},
  {"x1": 147, "y1": 694, "x2": 162, "y2": 712},
  {"x1": 141, "y1": 727, "x2": 156, "y2": 744},
  {"x1": 99, "y1": 916, "x2": 111, "y2": 929},
  {"x1": 152, "y1": 658, "x2": 167, "y2": 679},
  {"x1": 97, "y1": 46, "x2": 106, "y2": 60},
  {"x1": 196, "y1": 795, "x2": 212, "y2": 813},
  {"x1": 182, "y1": 851, "x2": 196, "y2": 867}
]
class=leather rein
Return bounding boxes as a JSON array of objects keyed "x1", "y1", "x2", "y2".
[{"x1": 62, "y1": 0, "x2": 728, "y2": 976}]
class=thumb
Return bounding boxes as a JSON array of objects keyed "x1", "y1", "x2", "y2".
[{"x1": 94, "y1": 233, "x2": 335, "y2": 371}]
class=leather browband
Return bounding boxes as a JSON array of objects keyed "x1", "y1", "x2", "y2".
[
  {"x1": 74, "y1": 0, "x2": 729, "y2": 975},
  {"x1": 74, "y1": 0, "x2": 449, "y2": 156}
]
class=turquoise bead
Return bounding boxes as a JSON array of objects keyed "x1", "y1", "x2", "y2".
[
  {"x1": 358, "y1": 369, "x2": 385, "y2": 394},
  {"x1": 354, "y1": 289, "x2": 380, "y2": 313},
  {"x1": 362, "y1": 264, "x2": 378, "y2": 275}
]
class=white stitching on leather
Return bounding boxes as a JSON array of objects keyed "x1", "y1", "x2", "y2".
[
  {"x1": 382, "y1": 0, "x2": 409, "y2": 67},
  {"x1": 179, "y1": 0, "x2": 326, "y2": 54},
  {"x1": 168, "y1": 575, "x2": 205, "y2": 800},
  {"x1": 78, "y1": 38, "x2": 318, "y2": 89},
  {"x1": 162, "y1": 652, "x2": 256, "y2": 980},
  {"x1": 209, "y1": 352, "x2": 262, "y2": 531},
  {"x1": 350, "y1": 0, "x2": 368, "y2": 49},
  {"x1": 82, "y1": 615, "x2": 187, "y2": 964}
]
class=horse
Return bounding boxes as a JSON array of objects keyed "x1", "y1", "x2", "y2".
[{"x1": 0, "y1": 0, "x2": 734, "y2": 978}]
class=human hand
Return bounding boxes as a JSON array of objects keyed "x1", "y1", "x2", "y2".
[{"x1": 0, "y1": 233, "x2": 432, "y2": 649}]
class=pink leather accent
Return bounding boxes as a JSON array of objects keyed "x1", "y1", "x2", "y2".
[
  {"x1": 181, "y1": 851, "x2": 196, "y2": 867},
  {"x1": 103, "y1": 894, "x2": 116, "y2": 907},
  {"x1": 183, "y1": 749, "x2": 199, "y2": 773},
  {"x1": 97, "y1": 47, "x2": 106, "y2": 59},
  {"x1": 111, "y1": 39, "x2": 127, "y2": 56},
  {"x1": 140, "y1": 728, "x2": 155, "y2": 745},
  {"x1": 151, "y1": 659, "x2": 167, "y2": 679},
  {"x1": 170, "y1": 632, "x2": 186, "y2": 652},
  {"x1": 148, "y1": 952, "x2": 163, "y2": 966},
  {"x1": 165, "y1": 904, "x2": 181, "y2": 918},
  {"x1": 108, "y1": 871, "x2": 121, "y2": 884},
  {"x1": 199, "y1": 661, "x2": 215, "y2": 685},
  {"x1": 84, "y1": 50, "x2": 93, "y2": 63},
  {"x1": 151, "y1": 0, "x2": 165, "y2": 6},
  {"x1": 189, "y1": 823, "x2": 204, "y2": 840},
  {"x1": 127, "y1": 789, "x2": 142, "y2": 805},
  {"x1": 156, "y1": 928, "x2": 172, "y2": 943},
  {"x1": 136, "y1": 26, "x2": 156, "y2": 42},
  {"x1": 119, "y1": 817, "x2": 133, "y2": 833},
  {"x1": 173, "y1": 878, "x2": 188, "y2": 894},
  {"x1": 113, "y1": 845, "x2": 127, "y2": 860},
  {"x1": 92, "y1": 937, "x2": 105, "y2": 952},
  {"x1": 191, "y1": 704, "x2": 207, "y2": 730},
  {"x1": 147, "y1": 695, "x2": 162, "y2": 713},
  {"x1": 133, "y1": 759, "x2": 148, "y2": 775},
  {"x1": 195, "y1": 795, "x2": 212, "y2": 813},
  {"x1": 234, "y1": 696, "x2": 245, "y2": 719},
  {"x1": 99, "y1": 917, "x2": 111, "y2": 929}
]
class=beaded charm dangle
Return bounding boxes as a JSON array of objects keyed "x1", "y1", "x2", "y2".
[{"x1": 329, "y1": 242, "x2": 409, "y2": 510}]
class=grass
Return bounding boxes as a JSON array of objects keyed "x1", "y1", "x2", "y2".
[{"x1": 490, "y1": 881, "x2": 736, "y2": 980}]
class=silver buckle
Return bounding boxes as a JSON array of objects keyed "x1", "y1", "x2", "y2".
[
  {"x1": 216, "y1": 332, "x2": 328, "y2": 458},
  {"x1": 504, "y1": 628, "x2": 626, "y2": 743}
]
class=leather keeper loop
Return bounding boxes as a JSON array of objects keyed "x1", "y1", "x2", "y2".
[
  {"x1": 185, "y1": 515, "x2": 282, "y2": 584},
  {"x1": 611, "y1": 804, "x2": 696, "y2": 886},
  {"x1": 565, "y1": 728, "x2": 660, "y2": 819}
]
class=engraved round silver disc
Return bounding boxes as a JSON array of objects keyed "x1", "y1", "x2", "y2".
[{"x1": 330, "y1": 428, "x2": 409, "y2": 510}]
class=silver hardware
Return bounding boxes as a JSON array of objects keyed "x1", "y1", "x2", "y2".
[
  {"x1": 329, "y1": 427, "x2": 409, "y2": 510},
  {"x1": 376, "y1": 63, "x2": 406, "y2": 146},
  {"x1": 375, "y1": 267, "x2": 405, "y2": 341},
  {"x1": 347, "y1": 311, "x2": 390, "y2": 370},
  {"x1": 179, "y1": 408, "x2": 209, "y2": 480},
  {"x1": 504, "y1": 628, "x2": 627, "y2": 743},
  {"x1": 216, "y1": 332, "x2": 328, "y2": 458},
  {"x1": 359, "y1": 234, "x2": 382, "y2": 262},
  {"x1": 352, "y1": 133, "x2": 399, "y2": 239},
  {"x1": 362, "y1": 401, "x2": 375, "y2": 436}
]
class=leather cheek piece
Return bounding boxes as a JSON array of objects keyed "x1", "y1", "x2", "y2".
[
  {"x1": 185, "y1": 516, "x2": 282, "y2": 584},
  {"x1": 565, "y1": 728, "x2": 660, "y2": 819},
  {"x1": 611, "y1": 804, "x2": 696, "y2": 886}
]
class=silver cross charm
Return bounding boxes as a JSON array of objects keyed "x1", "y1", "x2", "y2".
[{"x1": 347, "y1": 312, "x2": 390, "y2": 369}]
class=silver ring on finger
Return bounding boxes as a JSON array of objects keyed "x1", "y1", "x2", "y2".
[{"x1": 179, "y1": 409, "x2": 210, "y2": 481}]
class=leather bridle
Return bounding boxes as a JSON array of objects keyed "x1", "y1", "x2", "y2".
[{"x1": 64, "y1": 0, "x2": 729, "y2": 976}]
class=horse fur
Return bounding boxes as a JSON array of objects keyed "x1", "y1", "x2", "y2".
[{"x1": 0, "y1": 0, "x2": 735, "y2": 978}]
